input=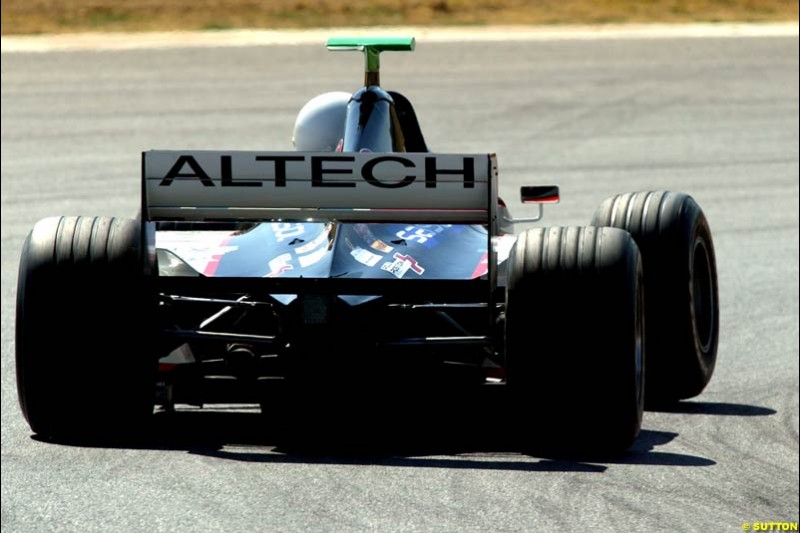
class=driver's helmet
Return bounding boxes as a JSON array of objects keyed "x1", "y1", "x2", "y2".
[{"x1": 292, "y1": 92, "x2": 351, "y2": 152}]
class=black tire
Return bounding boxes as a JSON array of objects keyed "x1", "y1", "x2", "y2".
[
  {"x1": 16, "y1": 216, "x2": 157, "y2": 441},
  {"x1": 505, "y1": 226, "x2": 644, "y2": 454},
  {"x1": 591, "y1": 191, "x2": 719, "y2": 404}
]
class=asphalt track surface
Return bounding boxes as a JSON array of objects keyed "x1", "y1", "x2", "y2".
[{"x1": 2, "y1": 34, "x2": 798, "y2": 532}]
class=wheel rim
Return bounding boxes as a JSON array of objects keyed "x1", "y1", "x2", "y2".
[{"x1": 692, "y1": 236, "x2": 715, "y2": 353}]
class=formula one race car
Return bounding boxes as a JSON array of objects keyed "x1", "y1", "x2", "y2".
[{"x1": 16, "y1": 37, "x2": 719, "y2": 452}]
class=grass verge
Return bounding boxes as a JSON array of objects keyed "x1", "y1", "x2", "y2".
[{"x1": 2, "y1": 0, "x2": 797, "y2": 35}]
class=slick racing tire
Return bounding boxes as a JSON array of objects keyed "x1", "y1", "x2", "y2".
[
  {"x1": 505, "y1": 226, "x2": 644, "y2": 454},
  {"x1": 591, "y1": 191, "x2": 719, "y2": 404},
  {"x1": 16, "y1": 216, "x2": 157, "y2": 442}
]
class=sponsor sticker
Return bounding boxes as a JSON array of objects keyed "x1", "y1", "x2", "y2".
[
  {"x1": 266, "y1": 253, "x2": 293, "y2": 277},
  {"x1": 354, "y1": 224, "x2": 394, "y2": 253},
  {"x1": 380, "y1": 253, "x2": 425, "y2": 278},
  {"x1": 370, "y1": 239, "x2": 393, "y2": 253},
  {"x1": 351, "y1": 247, "x2": 382, "y2": 267},
  {"x1": 393, "y1": 224, "x2": 453, "y2": 248}
]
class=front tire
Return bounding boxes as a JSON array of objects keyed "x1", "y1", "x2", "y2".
[
  {"x1": 592, "y1": 191, "x2": 719, "y2": 404},
  {"x1": 16, "y1": 216, "x2": 156, "y2": 441}
]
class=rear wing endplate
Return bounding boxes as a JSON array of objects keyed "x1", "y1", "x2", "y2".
[{"x1": 142, "y1": 151, "x2": 497, "y2": 224}]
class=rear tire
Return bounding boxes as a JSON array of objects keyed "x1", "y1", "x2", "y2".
[
  {"x1": 16, "y1": 216, "x2": 157, "y2": 442},
  {"x1": 505, "y1": 226, "x2": 644, "y2": 454},
  {"x1": 591, "y1": 191, "x2": 719, "y2": 404}
]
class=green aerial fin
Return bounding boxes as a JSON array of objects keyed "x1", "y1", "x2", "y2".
[{"x1": 327, "y1": 37, "x2": 415, "y2": 86}]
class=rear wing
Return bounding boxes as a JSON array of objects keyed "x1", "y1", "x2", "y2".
[{"x1": 142, "y1": 151, "x2": 498, "y2": 224}]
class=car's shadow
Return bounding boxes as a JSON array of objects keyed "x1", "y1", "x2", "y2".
[
  {"x1": 31, "y1": 395, "x2": 774, "y2": 472},
  {"x1": 647, "y1": 400, "x2": 777, "y2": 416}
]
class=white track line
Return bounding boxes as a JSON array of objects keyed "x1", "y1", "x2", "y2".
[{"x1": 2, "y1": 22, "x2": 797, "y2": 53}]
